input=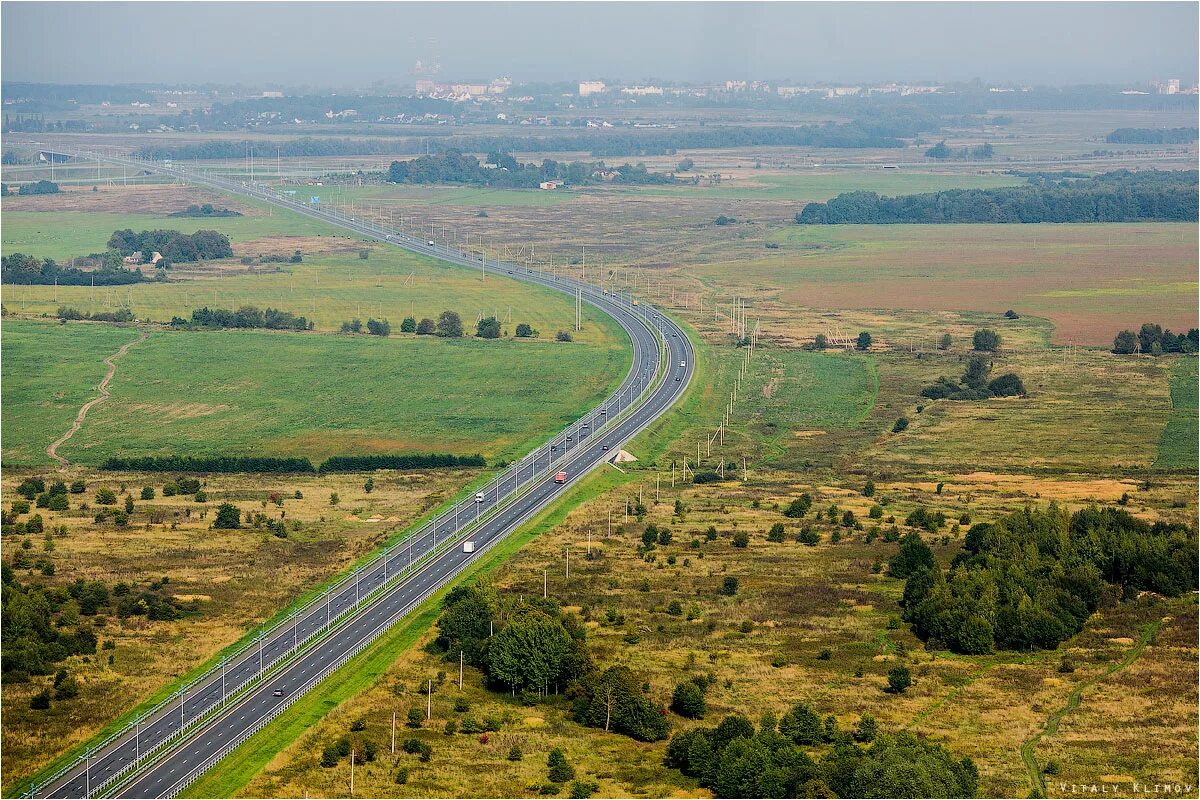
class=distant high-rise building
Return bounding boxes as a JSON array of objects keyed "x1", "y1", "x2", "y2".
[{"x1": 579, "y1": 80, "x2": 607, "y2": 97}]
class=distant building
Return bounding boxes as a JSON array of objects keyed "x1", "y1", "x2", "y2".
[
  {"x1": 621, "y1": 85, "x2": 664, "y2": 96},
  {"x1": 579, "y1": 80, "x2": 607, "y2": 97},
  {"x1": 262, "y1": 91, "x2": 284, "y2": 98},
  {"x1": 539, "y1": 180, "x2": 564, "y2": 190}
]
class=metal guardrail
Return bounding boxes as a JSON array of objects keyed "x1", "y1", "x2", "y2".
[{"x1": 26, "y1": 150, "x2": 685, "y2": 800}]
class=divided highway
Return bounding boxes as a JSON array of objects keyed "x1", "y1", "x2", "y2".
[{"x1": 31, "y1": 153, "x2": 695, "y2": 799}]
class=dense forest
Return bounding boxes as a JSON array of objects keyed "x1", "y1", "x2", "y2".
[
  {"x1": 796, "y1": 170, "x2": 1198, "y2": 224},
  {"x1": 171, "y1": 305, "x2": 313, "y2": 331},
  {"x1": 2, "y1": 253, "x2": 144, "y2": 286},
  {"x1": 1105, "y1": 127, "x2": 1198, "y2": 144},
  {"x1": 387, "y1": 150, "x2": 674, "y2": 188},
  {"x1": 107, "y1": 229, "x2": 233, "y2": 263},
  {"x1": 898, "y1": 505, "x2": 1197, "y2": 655}
]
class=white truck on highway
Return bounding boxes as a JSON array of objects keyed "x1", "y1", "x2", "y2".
[{"x1": 462, "y1": 541, "x2": 476, "y2": 553}]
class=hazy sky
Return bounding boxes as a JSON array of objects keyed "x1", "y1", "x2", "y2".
[{"x1": 3, "y1": 2, "x2": 1197, "y2": 88}]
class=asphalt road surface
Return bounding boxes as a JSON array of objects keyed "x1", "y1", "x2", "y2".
[{"x1": 33, "y1": 153, "x2": 694, "y2": 799}]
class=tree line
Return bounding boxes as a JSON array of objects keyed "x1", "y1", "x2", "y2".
[
  {"x1": 1106, "y1": 127, "x2": 1198, "y2": 144},
  {"x1": 796, "y1": 170, "x2": 1198, "y2": 224},
  {"x1": 107, "y1": 228, "x2": 233, "y2": 264},
  {"x1": 318, "y1": 453, "x2": 486, "y2": 472},
  {"x1": 3, "y1": 253, "x2": 144, "y2": 286},
  {"x1": 898, "y1": 504, "x2": 1197, "y2": 655},
  {"x1": 170, "y1": 305, "x2": 313, "y2": 331},
  {"x1": 1112, "y1": 323, "x2": 1198, "y2": 355},
  {"x1": 100, "y1": 452, "x2": 485, "y2": 473},
  {"x1": 387, "y1": 149, "x2": 675, "y2": 188},
  {"x1": 923, "y1": 141, "x2": 994, "y2": 160},
  {"x1": 130, "y1": 117, "x2": 932, "y2": 162}
]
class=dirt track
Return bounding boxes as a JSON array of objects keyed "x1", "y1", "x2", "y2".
[{"x1": 47, "y1": 327, "x2": 149, "y2": 467}]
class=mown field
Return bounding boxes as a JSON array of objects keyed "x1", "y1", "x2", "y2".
[
  {"x1": 0, "y1": 322, "x2": 143, "y2": 464},
  {"x1": 1156, "y1": 357, "x2": 1199, "y2": 470},
  {"x1": 207, "y1": 465, "x2": 1197, "y2": 799},
  {"x1": 2, "y1": 319, "x2": 630, "y2": 467},
  {"x1": 632, "y1": 170, "x2": 1026, "y2": 201}
]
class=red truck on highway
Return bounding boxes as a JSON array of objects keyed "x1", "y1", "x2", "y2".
[{"x1": 554, "y1": 471, "x2": 567, "y2": 484}]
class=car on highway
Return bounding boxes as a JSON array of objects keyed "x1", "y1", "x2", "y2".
[
  {"x1": 427, "y1": 240, "x2": 436, "y2": 246},
  {"x1": 475, "y1": 492, "x2": 485, "y2": 502},
  {"x1": 272, "y1": 689, "x2": 284, "y2": 697},
  {"x1": 602, "y1": 445, "x2": 610, "y2": 451}
]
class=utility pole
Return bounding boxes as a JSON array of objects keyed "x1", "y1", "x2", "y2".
[
  {"x1": 391, "y1": 711, "x2": 397, "y2": 753},
  {"x1": 349, "y1": 750, "x2": 355, "y2": 798},
  {"x1": 427, "y1": 679, "x2": 432, "y2": 720},
  {"x1": 543, "y1": 567, "x2": 548, "y2": 598}
]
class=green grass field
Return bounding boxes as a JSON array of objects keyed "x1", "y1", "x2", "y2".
[
  {"x1": 5, "y1": 225, "x2": 615, "y2": 344},
  {"x1": 2, "y1": 320, "x2": 630, "y2": 466},
  {"x1": 1, "y1": 210, "x2": 343, "y2": 261},
  {"x1": 1156, "y1": 357, "x2": 1199, "y2": 470},
  {"x1": 0, "y1": 322, "x2": 143, "y2": 464}
]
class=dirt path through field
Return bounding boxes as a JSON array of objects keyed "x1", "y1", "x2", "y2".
[
  {"x1": 1019, "y1": 618, "x2": 1163, "y2": 796},
  {"x1": 47, "y1": 327, "x2": 149, "y2": 467}
]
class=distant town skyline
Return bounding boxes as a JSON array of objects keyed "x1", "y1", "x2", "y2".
[{"x1": 3, "y1": 2, "x2": 1197, "y2": 88}]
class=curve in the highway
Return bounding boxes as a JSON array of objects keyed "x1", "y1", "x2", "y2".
[{"x1": 30, "y1": 152, "x2": 695, "y2": 800}]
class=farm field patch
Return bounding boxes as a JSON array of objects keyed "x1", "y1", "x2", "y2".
[
  {"x1": 724, "y1": 223, "x2": 1199, "y2": 345},
  {"x1": 3, "y1": 320, "x2": 630, "y2": 466}
]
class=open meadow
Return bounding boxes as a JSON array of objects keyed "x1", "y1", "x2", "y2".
[
  {"x1": 1, "y1": 319, "x2": 629, "y2": 467},
  {"x1": 205, "y1": 463, "x2": 1197, "y2": 799},
  {"x1": 0, "y1": 465, "x2": 483, "y2": 787}
]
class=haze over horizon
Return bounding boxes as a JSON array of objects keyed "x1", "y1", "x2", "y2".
[{"x1": 2, "y1": 1, "x2": 1197, "y2": 89}]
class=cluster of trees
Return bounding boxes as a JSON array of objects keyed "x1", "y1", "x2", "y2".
[
  {"x1": 664, "y1": 711, "x2": 978, "y2": 798},
  {"x1": 171, "y1": 305, "x2": 313, "y2": 331},
  {"x1": 386, "y1": 149, "x2": 676, "y2": 188},
  {"x1": 1112, "y1": 323, "x2": 1198, "y2": 355},
  {"x1": 1105, "y1": 127, "x2": 1198, "y2": 144},
  {"x1": 900, "y1": 505, "x2": 1197, "y2": 655},
  {"x1": 107, "y1": 228, "x2": 233, "y2": 263},
  {"x1": 796, "y1": 170, "x2": 1198, "y2": 224},
  {"x1": 168, "y1": 204, "x2": 243, "y2": 218},
  {"x1": 339, "y1": 318, "x2": 390, "y2": 336},
  {"x1": 16, "y1": 179, "x2": 61, "y2": 195},
  {"x1": 572, "y1": 665, "x2": 671, "y2": 741},
  {"x1": 435, "y1": 585, "x2": 591, "y2": 697},
  {"x1": 2, "y1": 565, "x2": 192, "y2": 689},
  {"x1": 924, "y1": 141, "x2": 994, "y2": 160},
  {"x1": 920, "y1": 355, "x2": 1025, "y2": 401},
  {"x1": 56, "y1": 307, "x2": 136, "y2": 323},
  {"x1": 3, "y1": 253, "x2": 144, "y2": 286}
]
